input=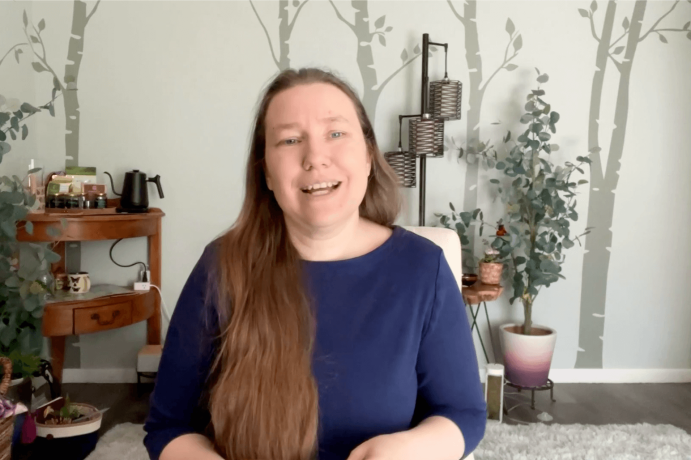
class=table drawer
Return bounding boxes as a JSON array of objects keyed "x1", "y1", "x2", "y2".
[{"x1": 74, "y1": 302, "x2": 133, "y2": 334}]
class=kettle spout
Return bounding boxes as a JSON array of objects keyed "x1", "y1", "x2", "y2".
[{"x1": 104, "y1": 172, "x2": 122, "y2": 196}]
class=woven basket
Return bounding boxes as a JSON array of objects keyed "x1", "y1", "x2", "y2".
[{"x1": 0, "y1": 356, "x2": 15, "y2": 460}]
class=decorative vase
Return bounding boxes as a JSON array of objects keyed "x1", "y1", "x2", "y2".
[
  {"x1": 500, "y1": 323, "x2": 557, "y2": 388},
  {"x1": 479, "y1": 262, "x2": 502, "y2": 285}
]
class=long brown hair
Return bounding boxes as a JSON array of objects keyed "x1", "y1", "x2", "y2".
[{"x1": 207, "y1": 68, "x2": 401, "y2": 460}]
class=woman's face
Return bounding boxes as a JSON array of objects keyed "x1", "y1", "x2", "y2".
[{"x1": 264, "y1": 83, "x2": 371, "y2": 231}]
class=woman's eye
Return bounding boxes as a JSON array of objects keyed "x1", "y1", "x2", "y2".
[
  {"x1": 283, "y1": 138, "x2": 298, "y2": 145},
  {"x1": 331, "y1": 132, "x2": 344, "y2": 139}
]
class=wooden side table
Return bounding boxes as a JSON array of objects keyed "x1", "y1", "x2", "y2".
[
  {"x1": 17, "y1": 207, "x2": 164, "y2": 390},
  {"x1": 462, "y1": 282, "x2": 503, "y2": 364}
]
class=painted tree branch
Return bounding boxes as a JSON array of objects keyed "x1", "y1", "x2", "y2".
[
  {"x1": 249, "y1": 0, "x2": 280, "y2": 68},
  {"x1": 327, "y1": 0, "x2": 356, "y2": 33},
  {"x1": 609, "y1": 30, "x2": 628, "y2": 49},
  {"x1": 638, "y1": 0, "x2": 678, "y2": 42},
  {"x1": 23, "y1": 23, "x2": 64, "y2": 92},
  {"x1": 2, "y1": 92, "x2": 63, "y2": 135},
  {"x1": 373, "y1": 53, "x2": 421, "y2": 92},
  {"x1": 446, "y1": 0, "x2": 466, "y2": 25},
  {"x1": 288, "y1": 0, "x2": 311, "y2": 35},
  {"x1": 86, "y1": 0, "x2": 102, "y2": 24},
  {"x1": 0, "y1": 44, "x2": 29, "y2": 69},
  {"x1": 589, "y1": 12, "x2": 601, "y2": 42},
  {"x1": 480, "y1": 33, "x2": 518, "y2": 93}
]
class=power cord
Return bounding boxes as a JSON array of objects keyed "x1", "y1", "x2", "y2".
[
  {"x1": 109, "y1": 238, "x2": 148, "y2": 277},
  {"x1": 149, "y1": 284, "x2": 171, "y2": 326}
]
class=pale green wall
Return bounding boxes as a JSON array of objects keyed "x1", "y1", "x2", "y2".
[{"x1": 1, "y1": 0, "x2": 690, "y2": 379}]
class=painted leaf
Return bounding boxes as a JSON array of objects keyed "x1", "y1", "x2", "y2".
[
  {"x1": 22, "y1": 124, "x2": 28, "y2": 140},
  {"x1": 513, "y1": 34, "x2": 523, "y2": 51},
  {"x1": 378, "y1": 34, "x2": 386, "y2": 46},
  {"x1": 658, "y1": 34, "x2": 668, "y2": 44},
  {"x1": 506, "y1": 18, "x2": 515, "y2": 35},
  {"x1": 590, "y1": 0, "x2": 598, "y2": 12},
  {"x1": 414, "y1": 44, "x2": 421, "y2": 54},
  {"x1": 14, "y1": 48, "x2": 23, "y2": 64},
  {"x1": 31, "y1": 62, "x2": 47, "y2": 73},
  {"x1": 375, "y1": 15, "x2": 386, "y2": 29},
  {"x1": 293, "y1": 0, "x2": 299, "y2": 6},
  {"x1": 613, "y1": 46, "x2": 625, "y2": 55},
  {"x1": 683, "y1": 21, "x2": 690, "y2": 30},
  {"x1": 38, "y1": 19, "x2": 45, "y2": 32},
  {"x1": 623, "y1": 17, "x2": 630, "y2": 30},
  {"x1": 578, "y1": 8, "x2": 589, "y2": 18},
  {"x1": 537, "y1": 74, "x2": 549, "y2": 83},
  {"x1": 385, "y1": 26, "x2": 393, "y2": 32},
  {"x1": 23, "y1": 10, "x2": 28, "y2": 27},
  {"x1": 505, "y1": 64, "x2": 518, "y2": 71},
  {"x1": 30, "y1": 35, "x2": 39, "y2": 44}
]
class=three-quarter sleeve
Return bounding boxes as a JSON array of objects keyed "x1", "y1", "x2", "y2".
[
  {"x1": 143, "y1": 244, "x2": 220, "y2": 460},
  {"x1": 415, "y1": 250, "x2": 487, "y2": 459}
]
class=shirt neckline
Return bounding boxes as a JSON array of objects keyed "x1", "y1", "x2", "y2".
[{"x1": 301, "y1": 225, "x2": 403, "y2": 268}]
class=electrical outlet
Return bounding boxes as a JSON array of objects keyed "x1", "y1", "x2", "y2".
[{"x1": 134, "y1": 282, "x2": 150, "y2": 291}]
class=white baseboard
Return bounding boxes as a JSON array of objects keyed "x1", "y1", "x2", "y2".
[
  {"x1": 480, "y1": 367, "x2": 691, "y2": 384},
  {"x1": 60, "y1": 367, "x2": 691, "y2": 384}
]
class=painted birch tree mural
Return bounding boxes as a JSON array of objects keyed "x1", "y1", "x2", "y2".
[
  {"x1": 327, "y1": 0, "x2": 423, "y2": 122},
  {"x1": 22, "y1": 0, "x2": 102, "y2": 167},
  {"x1": 249, "y1": 0, "x2": 311, "y2": 71},
  {"x1": 446, "y1": 0, "x2": 521, "y2": 269},
  {"x1": 576, "y1": 0, "x2": 691, "y2": 368}
]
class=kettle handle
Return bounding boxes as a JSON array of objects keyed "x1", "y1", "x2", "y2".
[{"x1": 148, "y1": 175, "x2": 164, "y2": 199}]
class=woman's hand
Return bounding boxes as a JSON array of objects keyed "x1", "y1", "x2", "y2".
[{"x1": 345, "y1": 431, "x2": 419, "y2": 460}]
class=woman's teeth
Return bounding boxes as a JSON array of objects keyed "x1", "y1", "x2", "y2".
[{"x1": 302, "y1": 181, "x2": 341, "y2": 194}]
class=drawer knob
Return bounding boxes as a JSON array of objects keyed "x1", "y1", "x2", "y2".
[{"x1": 91, "y1": 310, "x2": 120, "y2": 326}]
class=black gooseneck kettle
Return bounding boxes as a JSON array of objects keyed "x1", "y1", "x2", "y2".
[{"x1": 104, "y1": 170, "x2": 164, "y2": 213}]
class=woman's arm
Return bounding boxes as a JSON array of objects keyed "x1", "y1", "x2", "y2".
[
  {"x1": 160, "y1": 433, "x2": 224, "y2": 460},
  {"x1": 143, "y1": 244, "x2": 220, "y2": 460}
]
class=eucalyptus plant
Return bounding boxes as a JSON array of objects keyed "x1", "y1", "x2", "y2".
[
  {"x1": 0, "y1": 80, "x2": 63, "y2": 379},
  {"x1": 438, "y1": 70, "x2": 592, "y2": 335}
]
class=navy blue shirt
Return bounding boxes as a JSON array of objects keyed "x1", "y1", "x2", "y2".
[{"x1": 143, "y1": 226, "x2": 487, "y2": 460}]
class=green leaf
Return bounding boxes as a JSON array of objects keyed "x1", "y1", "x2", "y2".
[
  {"x1": 455, "y1": 222, "x2": 465, "y2": 234},
  {"x1": 506, "y1": 18, "x2": 515, "y2": 35},
  {"x1": 44, "y1": 248, "x2": 61, "y2": 264},
  {"x1": 538, "y1": 132, "x2": 551, "y2": 141},
  {"x1": 532, "y1": 89, "x2": 545, "y2": 96},
  {"x1": 46, "y1": 226, "x2": 61, "y2": 238},
  {"x1": 550, "y1": 112, "x2": 560, "y2": 124},
  {"x1": 375, "y1": 15, "x2": 386, "y2": 28},
  {"x1": 513, "y1": 34, "x2": 523, "y2": 52},
  {"x1": 449, "y1": 202, "x2": 455, "y2": 212},
  {"x1": 11, "y1": 117, "x2": 19, "y2": 131},
  {"x1": 490, "y1": 179, "x2": 500, "y2": 184},
  {"x1": 22, "y1": 124, "x2": 28, "y2": 140},
  {"x1": 520, "y1": 114, "x2": 533, "y2": 124},
  {"x1": 25, "y1": 221, "x2": 33, "y2": 235},
  {"x1": 460, "y1": 212, "x2": 472, "y2": 226},
  {"x1": 20, "y1": 103, "x2": 40, "y2": 114},
  {"x1": 562, "y1": 238, "x2": 575, "y2": 249},
  {"x1": 496, "y1": 162, "x2": 506, "y2": 170},
  {"x1": 578, "y1": 8, "x2": 589, "y2": 17},
  {"x1": 578, "y1": 179, "x2": 589, "y2": 185}
]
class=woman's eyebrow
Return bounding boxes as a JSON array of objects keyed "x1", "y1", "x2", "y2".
[{"x1": 272, "y1": 115, "x2": 350, "y2": 132}]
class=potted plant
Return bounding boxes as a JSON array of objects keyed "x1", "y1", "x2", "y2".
[
  {"x1": 438, "y1": 70, "x2": 591, "y2": 387},
  {"x1": 1, "y1": 85, "x2": 64, "y2": 448},
  {"x1": 478, "y1": 242, "x2": 503, "y2": 285}
]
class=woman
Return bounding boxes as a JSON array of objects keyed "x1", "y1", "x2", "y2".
[{"x1": 143, "y1": 68, "x2": 486, "y2": 460}]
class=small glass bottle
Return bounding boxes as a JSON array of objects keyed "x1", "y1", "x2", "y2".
[
  {"x1": 95, "y1": 192, "x2": 107, "y2": 209},
  {"x1": 485, "y1": 363, "x2": 504, "y2": 422}
]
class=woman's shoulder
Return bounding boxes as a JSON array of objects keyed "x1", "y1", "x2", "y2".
[{"x1": 384, "y1": 225, "x2": 445, "y2": 271}]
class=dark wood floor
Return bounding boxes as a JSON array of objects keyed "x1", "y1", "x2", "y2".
[{"x1": 10, "y1": 381, "x2": 691, "y2": 459}]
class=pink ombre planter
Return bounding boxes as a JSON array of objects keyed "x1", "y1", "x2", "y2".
[{"x1": 500, "y1": 323, "x2": 557, "y2": 388}]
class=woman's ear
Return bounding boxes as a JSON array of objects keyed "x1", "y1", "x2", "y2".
[{"x1": 266, "y1": 173, "x2": 274, "y2": 191}]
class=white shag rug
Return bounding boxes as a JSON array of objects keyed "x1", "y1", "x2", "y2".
[{"x1": 86, "y1": 421, "x2": 691, "y2": 460}]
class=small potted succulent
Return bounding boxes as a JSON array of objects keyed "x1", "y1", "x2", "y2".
[{"x1": 479, "y1": 245, "x2": 503, "y2": 285}]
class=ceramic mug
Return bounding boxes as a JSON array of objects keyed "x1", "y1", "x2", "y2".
[{"x1": 68, "y1": 272, "x2": 91, "y2": 294}]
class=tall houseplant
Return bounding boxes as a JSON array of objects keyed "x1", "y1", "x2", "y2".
[
  {"x1": 438, "y1": 71, "x2": 591, "y2": 386},
  {"x1": 1, "y1": 81, "x2": 63, "y2": 384}
]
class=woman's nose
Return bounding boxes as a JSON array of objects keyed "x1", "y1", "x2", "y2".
[{"x1": 301, "y1": 138, "x2": 331, "y2": 170}]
